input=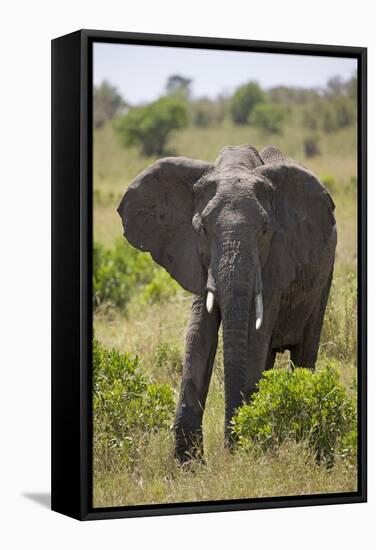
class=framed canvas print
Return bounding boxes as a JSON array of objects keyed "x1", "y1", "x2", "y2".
[{"x1": 51, "y1": 29, "x2": 367, "y2": 520}]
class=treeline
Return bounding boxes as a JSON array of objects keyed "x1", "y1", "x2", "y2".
[{"x1": 94, "y1": 73, "x2": 357, "y2": 156}]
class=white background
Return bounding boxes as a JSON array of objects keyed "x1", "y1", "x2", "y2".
[{"x1": 1, "y1": 1, "x2": 373, "y2": 548}]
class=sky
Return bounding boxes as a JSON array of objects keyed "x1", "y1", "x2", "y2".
[{"x1": 93, "y1": 43, "x2": 357, "y2": 105}]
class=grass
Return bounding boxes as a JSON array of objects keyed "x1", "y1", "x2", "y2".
[
  {"x1": 92, "y1": 117, "x2": 358, "y2": 507},
  {"x1": 94, "y1": 438, "x2": 356, "y2": 508}
]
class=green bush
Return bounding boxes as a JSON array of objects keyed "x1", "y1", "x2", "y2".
[
  {"x1": 113, "y1": 96, "x2": 188, "y2": 156},
  {"x1": 232, "y1": 366, "x2": 356, "y2": 463},
  {"x1": 93, "y1": 338, "x2": 175, "y2": 469},
  {"x1": 230, "y1": 81, "x2": 265, "y2": 125},
  {"x1": 93, "y1": 239, "x2": 182, "y2": 312},
  {"x1": 249, "y1": 103, "x2": 287, "y2": 134},
  {"x1": 140, "y1": 268, "x2": 180, "y2": 305},
  {"x1": 93, "y1": 239, "x2": 155, "y2": 311}
]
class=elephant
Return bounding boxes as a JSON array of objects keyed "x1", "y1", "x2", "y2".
[{"x1": 117, "y1": 144, "x2": 337, "y2": 463}]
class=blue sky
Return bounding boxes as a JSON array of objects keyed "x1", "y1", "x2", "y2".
[{"x1": 94, "y1": 43, "x2": 357, "y2": 105}]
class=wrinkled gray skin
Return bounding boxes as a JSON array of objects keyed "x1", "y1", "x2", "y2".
[{"x1": 118, "y1": 144, "x2": 337, "y2": 463}]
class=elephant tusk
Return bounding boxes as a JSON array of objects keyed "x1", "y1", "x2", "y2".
[
  {"x1": 206, "y1": 291, "x2": 215, "y2": 314},
  {"x1": 255, "y1": 292, "x2": 263, "y2": 330}
]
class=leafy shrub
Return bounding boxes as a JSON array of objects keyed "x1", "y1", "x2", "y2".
[
  {"x1": 230, "y1": 81, "x2": 265, "y2": 125},
  {"x1": 140, "y1": 268, "x2": 180, "y2": 305},
  {"x1": 113, "y1": 96, "x2": 188, "y2": 156},
  {"x1": 93, "y1": 239, "x2": 183, "y2": 312},
  {"x1": 304, "y1": 135, "x2": 321, "y2": 158},
  {"x1": 93, "y1": 239, "x2": 155, "y2": 311},
  {"x1": 249, "y1": 103, "x2": 287, "y2": 134},
  {"x1": 232, "y1": 366, "x2": 356, "y2": 463},
  {"x1": 93, "y1": 338, "x2": 175, "y2": 469},
  {"x1": 155, "y1": 341, "x2": 183, "y2": 377}
]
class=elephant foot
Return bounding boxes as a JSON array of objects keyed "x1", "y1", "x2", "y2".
[
  {"x1": 174, "y1": 402, "x2": 205, "y2": 464},
  {"x1": 174, "y1": 430, "x2": 204, "y2": 465}
]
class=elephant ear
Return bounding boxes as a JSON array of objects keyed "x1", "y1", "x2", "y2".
[
  {"x1": 117, "y1": 157, "x2": 213, "y2": 295},
  {"x1": 255, "y1": 162, "x2": 336, "y2": 292}
]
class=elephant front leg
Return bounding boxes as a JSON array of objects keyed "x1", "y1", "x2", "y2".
[{"x1": 174, "y1": 296, "x2": 221, "y2": 463}]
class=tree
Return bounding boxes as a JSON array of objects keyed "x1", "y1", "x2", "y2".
[
  {"x1": 165, "y1": 74, "x2": 192, "y2": 98},
  {"x1": 93, "y1": 80, "x2": 126, "y2": 128},
  {"x1": 249, "y1": 103, "x2": 287, "y2": 134},
  {"x1": 230, "y1": 81, "x2": 265, "y2": 124},
  {"x1": 114, "y1": 96, "x2": 188, "y2": 156},
  {"x1": 325, "y1": 76, "x2": 345, "y2": 97},
  {"x1": 191, "y1": 97, "x2": 226, "y2": 127},
  {"x1": 345, "y1": 75, "x2": 357, "y2": 100},
  {"x1": 268, "y1": 85, "x2": 320, "y2": 105}
]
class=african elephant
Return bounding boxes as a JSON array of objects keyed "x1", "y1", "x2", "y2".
[{"x1": 117, "y1": 144, "x2": 337, "y2": 463}]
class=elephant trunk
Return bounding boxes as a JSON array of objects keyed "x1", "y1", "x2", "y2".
[{"x1": 216, "y1": 239, "x2": 263, "y2": 444}]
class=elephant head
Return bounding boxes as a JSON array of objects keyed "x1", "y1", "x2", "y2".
[{"x1": 118, "y1": 144, "x2": 335, "y2": 440}]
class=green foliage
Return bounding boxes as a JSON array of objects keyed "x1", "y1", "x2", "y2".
[
  {"x1": 113, "y1": 96, "x2": 188, "y2": 156},
  {"x1": 155, "y1": 341, "x2": 183, "y2": 377},
  {"x1": 191, "y1": 97, "x2": 226, "y2": 127},
  {"x1": 304, "y1": 135, "x2": 321, "y2": 158},
  {"x1": 322, "y1": 97, "x2": 356, "y2": 133},
  {"x1": 93, "y1": 239, "x2": 155, "y2": 311},
  {"x1": 94, "y1": 80, "x2": 126, "y2": 129},
  {"x1": 302, "y1": 109, "x2": 318, "y2": 131},
  {"x1": 140, "y1": 268, "x2": 180, "y2": 305},
  {"x1": 93, "y1": 239, "x2": 182, "y2": 312},
  {"x1": 93, "y1": 338, "x2": 175, "y2": 469},
  {"x1": 230, "y1": 81, "x2": 265, "y2": 125},
  {"x1": 268, "y1": 85, "x2": 320, "y2": 105},
  {"x1": 249, "y1": 103, "x2": 287, "y2": 134},
  {"x1": 232, "y1": 366, "x2": 356, "y2": 463}
]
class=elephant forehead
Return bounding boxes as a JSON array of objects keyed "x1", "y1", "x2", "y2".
[{"x1": 215, "y1": 144, "x2": 263, "y2": 171}]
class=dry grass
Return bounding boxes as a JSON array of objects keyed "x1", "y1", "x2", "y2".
[{"x1": 93, "y1": 424, "x2": 356, "y2": 508}]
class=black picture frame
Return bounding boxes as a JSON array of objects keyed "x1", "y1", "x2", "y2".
[{"x1": 51, "y1": 29, "x2": 367, "y2": 521}]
